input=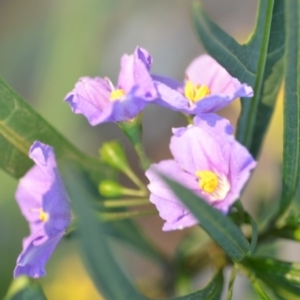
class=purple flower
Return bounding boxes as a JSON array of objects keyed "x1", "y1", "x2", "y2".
[
  {"x1": 152, "y1": 54, "x2": 253, "y2": 115},
  {"x1": 14, "y1": 141, "x2": 71, "y2": 278},
  {"x1": 145, "y1": 114, "x2": 256, "y2": 231},
  {"x1": 64, "y1": 47, "x2": 157, "y2": 125}
]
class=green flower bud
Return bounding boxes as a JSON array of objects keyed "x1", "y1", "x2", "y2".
[
  {"x1": 99, "y1": 141, "x2": 129, "y2": 171},
  {"x1": 99, "y1": 180, "x2": 125, "y2": 197}
]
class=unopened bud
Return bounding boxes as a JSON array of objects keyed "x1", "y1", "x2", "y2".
[
  {"x1": 99, "y1": 141, "x2": 129, "y2": 171},
  {"x1": 99, "y1": 180, "x2": 125, "y2": 197}
]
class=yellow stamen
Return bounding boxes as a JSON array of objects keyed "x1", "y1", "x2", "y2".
[
  {"x1": 184, "y1": 81, "x2": 211, "y2": 103},
  {"x1": 39, "y1": 209, "x2": 49, "y2": 222},
  {"x1": 196, "y1": 170, "x2": 219, "y2": 193},
  {"x1": 110, "y1": 89, "x2": 125, "y2": 101}
]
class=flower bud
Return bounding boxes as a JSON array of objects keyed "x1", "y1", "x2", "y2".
[
  {"x1": 99, "y1": 180, "x2": 126, "y2": 197},
  {"x1": 99, "y1": 141, "x2": 129, "y2": 171}
]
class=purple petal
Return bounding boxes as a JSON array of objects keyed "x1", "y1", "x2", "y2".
[
  {"x1": 99, "y1": 95, "x2": 148, "y2": 123},
  {"x1": 170, "y1": 122, "x2": 234, "y2": 176},
  {"x1": 64, "y1": 77, "x2": 112, "y2": 126},
  {"x1": 14, "y1": 233, "x2": 63, "y2": 278},
  {"x1": 14, "y1": 141, "x2": 71, "y2": 278},
  {"x1": 152, "y1": 80, "x2": 189, "y2": 111},
  {"x1": 146, "y1": 160, "x2": 199, "y2": 231},
  {"x1": 117, "y1": 46, "x2": 156, "y2": 100},
  {"x1": 213, "y1": 139, "x2": 257, "y2": 213},
  {"x1": 193, "y1": 114, "x2": 234, "y2": 135},
  {"x1": 186, "y1": 54, "x2": 253, "y2": 97}
]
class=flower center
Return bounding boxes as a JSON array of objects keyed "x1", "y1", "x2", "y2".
[
  {"x1": 196, "y1": 170, "x2": 218, "y2": 193},
  {"x1": 39, "y1": 209, "x2": 49, "y2": 222},
  {"x1": 184, "y1": 81, "x2": 211, "y2": 103},
  {"x1": 195, "y1": 170, "x2": 230, "y2": 202},
  {"x1": 110, "y1": 89, "x2": 125, "y2": 101}
]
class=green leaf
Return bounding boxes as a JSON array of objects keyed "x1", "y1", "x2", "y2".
[
  {"x1": 260, "y1": 276, "x2": 300, "y2": 300},
  {"x1": 244, "y1": 256, "x2": 300, "y2": 299},
  {"x1": 280, "y1": 0, "x2": 300, "y2": 214},
  {"x1": 104, "y1": 220, "x2": 167, "y2": 266},
  {"x1": 250, "y1": 279, "x2": 271, "y2": 300},
  {"x1": 4, "y1": 277, "x2": 46, "y2": 300},
  {"x1": 240, "y1": 264, "x2": 271, "y2": 300},
  {"x1": 192, "y1": 0, "x2": 284, "y2": 157},
  {"x1": 61, "y1": 164, "x2": 146, "y2": 300},
  {"x1": 0, "y1": 78, "x2": 108, "y2": 180},
  {"x1": 246, "y1": 256, "x2": 300, "y2": 286},
  {"x1": 161, "y1": 175, "x2": 250, "y2": 262},
  {"x1": 173, "y1": 270, "x2": 224, "y2": 300},
  {"x1": 248, "y1": 214, "x2": 258, "y2": 253}
]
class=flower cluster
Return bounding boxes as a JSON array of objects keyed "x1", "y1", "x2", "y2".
[{"x1": 14, "y1": 46, "x2": 255, "y2": 277}]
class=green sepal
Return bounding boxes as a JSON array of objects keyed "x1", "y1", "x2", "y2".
[
  {"x1": 4, "y1": 277, "x2": 46, "y2": 300},
  {"x1": 118, "y1": 114, "x2": 150, "y2": 170}
]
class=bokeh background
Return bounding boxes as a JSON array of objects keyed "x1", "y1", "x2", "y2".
[{"x1": 0, "y1": 0, "x2": 290, "y2": 299}]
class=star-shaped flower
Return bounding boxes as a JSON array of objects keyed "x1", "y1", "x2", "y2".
[
  {"x1": 145, "y1": 114, "x2": 256, "y2": 231},
  {"x1": 65, "y1": 47, "x2": 156, "y2": 125},
  {"x1": 153, "y1": 55, "x2": 253, "y2": 115}
]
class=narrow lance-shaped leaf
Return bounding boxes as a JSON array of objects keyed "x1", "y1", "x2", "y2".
[
  {"x1": 258, "y1": 275, "x2": 300, "y2": 300},
  {"x1": 250, "y1": 0, "x2": 284, "y2": 157},
  {"x1": 161, "y1": 175, "x2": 250, "y2": 262},
  {"x1": 0, "y1": 78, "x2": 108, "y2": 180},
  {"x1": 192, "y1": 0, "x2": 284, "y2": 157},
  {"x1": 172, "y1": 270, "x2": 224, "y2": 300},
  {"x1": 244, "y1": 256, "x2": 300, "y2": 299},
  {"x1": 61, "y1": 163, "x2": 147, "y2": 300},
  {"x1": 280, "y1": 0, "x2": 300, "y2": 213},
  {"x1": 246, "y1": 256, "x2": 300, "y2": 286}
]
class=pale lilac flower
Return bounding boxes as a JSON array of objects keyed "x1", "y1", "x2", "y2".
[
  {"x1": 64, "y1": 47, "x2": 156, "y2": 125},
  {"x1": 14, "y1": 141, "x2": 71, "y2": 278},
  {"x1": 153, "y1": 55, "x2": 253, "y2": 115},
  {"x1": 145, "y1": 114, "x2": 256, "y2": 231}
]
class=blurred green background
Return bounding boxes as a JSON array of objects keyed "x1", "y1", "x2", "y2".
[{"x1": 1, "y1": 0, "x2": 289, "y2": 299}]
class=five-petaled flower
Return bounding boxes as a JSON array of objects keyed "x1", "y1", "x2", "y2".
[
  {"x1": 152, "y1": 54, "x2": 253, "y2": 115},
  {"x1": 145, "y1": 114, "x2": 256, "y2": 231},
  {"x1": 64, "y1": 47, "x2": 157, "y2": 125},
  {"x1": 14, "y1": 141, "x2": 71, "y2": 278}
]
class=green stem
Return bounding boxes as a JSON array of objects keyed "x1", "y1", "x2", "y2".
[
  {"x1": 175, "y1": 272, "x2": 192, "y2": 296},
  {"x1": 123, "y1": 166, "x2": 148, "y2": 191},
  {"x1": 227, "y1": 264, "x2": 237, "y2": 300},
  {"x1": 99, "y1": 209, "x2": 157, "y2": 221},
  {"x1": 101, "y1": 198, "x2": 150, "y2": 208},
  {"x1": 132, "y1": 142, "x2": 151, "y2": 171},
  {"x1": 118, "y1": 114, "x2": 151, "y2": 171},
  {"x1": 118, "y1": 187, "x2": 148, "y2": 197}
]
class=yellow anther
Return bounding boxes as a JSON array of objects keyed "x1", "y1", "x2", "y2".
[
  {"x1": 39, "y1": 209, "x2": 49, "y2": 222},
  {"x1": 110, "y1": 89, "x2": 125, "y2": 101},
  {"x1": 196, "y1": 170, "x2": 219, "y2": 193},
  {"x1": 184, "y1": 81, "x2": 211, "y2": 103}
]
